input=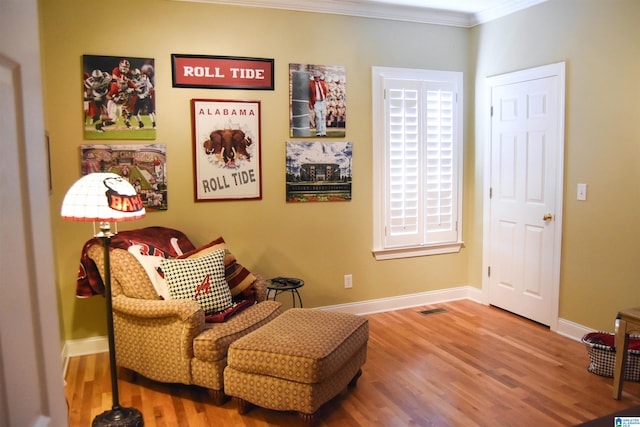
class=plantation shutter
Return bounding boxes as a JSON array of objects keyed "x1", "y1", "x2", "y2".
[
  {"x1": 424, "y1": 83, "x2": 457, "y2": 244},
  {"x1": 383, "y1": 78, "x2": 458, "y2": 248},
  {"x1": 385, "y1": 79, "x2": 422, "y2": 247}
]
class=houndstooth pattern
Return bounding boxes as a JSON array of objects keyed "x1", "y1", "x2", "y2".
[{"x1": 160, "y1": 249, "x2": 233, "y2": 314}]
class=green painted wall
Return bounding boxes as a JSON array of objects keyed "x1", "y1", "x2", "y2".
[
  {"x1": 469, "y1": 0, "x2": 640, "y2": 331},
  {"x1": 41, "y1": 0, "x2": 470, "y2": 341},
  {"x1": 40, "y1": 0, "x2": 640, "y2": 342}
]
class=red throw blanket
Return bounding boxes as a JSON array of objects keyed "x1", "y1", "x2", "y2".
[
  {"x1": 76, "y1": 226, "x2": 256, "y2": 323},
  {"x1": 76, "y1": 226, "x2": 195, "y2": 297}
]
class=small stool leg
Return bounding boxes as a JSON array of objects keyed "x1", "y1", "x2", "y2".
[
  {"x1": 349, "y1": 369, "x2": 363, "y2": 388},
  {"x1": 298, "y1": 411, "x2": 316, "y2": 427},
  {"x1": 613, "y1": 318, "x2": 630, "y2": 399}
]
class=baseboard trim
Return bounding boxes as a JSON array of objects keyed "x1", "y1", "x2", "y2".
[
  {"x1": 61, "y1": 286, "x2": 592, "y2": 373},
  {"x1": 319, "y1": 285, "x2": 483, "y2": 315},
  {"x1": 319, "y1": 286, "x2": 592, "y2": 342},
  {"x1": 63, "y1": 336, "x2": 109, "y2": 358},
  {"x1": 556, "y1": 317, "x2": 593, "y2": 342}
]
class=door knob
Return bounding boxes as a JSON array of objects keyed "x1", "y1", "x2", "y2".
[{"x1": 543, "y1": 213, "x2": 553, "y2": 221}]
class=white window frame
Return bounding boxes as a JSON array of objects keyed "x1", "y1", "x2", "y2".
[{"x1": 372, "y1": 66, "x2": 463, "y2": 260}]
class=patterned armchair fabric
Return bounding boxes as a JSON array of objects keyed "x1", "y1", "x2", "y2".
[{"x1": 86, "y1": 231, "x2": 282, "y2": 404}]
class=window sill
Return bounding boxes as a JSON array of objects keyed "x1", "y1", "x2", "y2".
[{"x1": 372, "y1": 242, "x2": 463, "y2": 260}]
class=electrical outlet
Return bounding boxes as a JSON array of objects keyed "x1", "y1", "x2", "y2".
[
  {"x1": 344, "y1": 274, "x2": 353, "y2": 289},
  {"x1": 577, "y1": 183, "x2": 587, "y2": 201}
]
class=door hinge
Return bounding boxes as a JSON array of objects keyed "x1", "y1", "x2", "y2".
[
  {"x1": 489, "y1": 187, "x2": 493, "y2": 199},
  {"x1": 490, "y1": 105, "x2": 494, "y2": 117},
  {"x1": 488, "y1": 266, "x2": 491, "y2": 277}
]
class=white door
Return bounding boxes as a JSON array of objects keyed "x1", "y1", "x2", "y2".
[{"x1": 485, "y1": 63, "x2": 565, "y2": 328}]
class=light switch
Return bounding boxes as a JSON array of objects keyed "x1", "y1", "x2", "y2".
[{"x1": 577, "y1": 183, "x2": 587, "y2": 201}]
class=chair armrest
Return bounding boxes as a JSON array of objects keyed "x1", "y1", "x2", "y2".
[
  {"x1": 112, "y1": 294, "x2": 204, "y2": 325},
  {"x1": 111, "y1": 294, "x2": 205, "y2": 384},
  {"x1": 253, "y1": 275, "x2": 268, "y2": 302}
]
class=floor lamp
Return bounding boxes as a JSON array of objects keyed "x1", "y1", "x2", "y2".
[{"x1": 61, "y1": 172, "x2": 145, "y2": 427}]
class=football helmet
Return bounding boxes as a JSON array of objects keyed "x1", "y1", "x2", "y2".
[{"x1": 119, "y1": 59, "x2": 130, "y2": 73}]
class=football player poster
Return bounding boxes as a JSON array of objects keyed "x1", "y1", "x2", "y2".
[
  {"x1": 191, "y1": 99, "x2": 262, "y2": 201},
  {"x1": 83, "y1": 54, "x2": 156, "y2": 139}
]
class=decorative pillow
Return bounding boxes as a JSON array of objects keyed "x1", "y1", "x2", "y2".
[
  {"x1": 178, "y1": 237, "x2": 226, "y2": 259},
  {"x1": 127, "y1": 240, "x2": 173, "y2": 259},
  {"x1": 159, "y1": 249, "x2": 233, "y2": 314},
  {"x1": 127, "y1": 245, "x2": 169, "y2": 300},
  {"x1": 178, "y1": 236, "x2": 256, "y2": 297}
]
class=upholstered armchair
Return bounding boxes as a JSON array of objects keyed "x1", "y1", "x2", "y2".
[{"x1": 84, "y1": 227, "x2": 282, "y2": 404}]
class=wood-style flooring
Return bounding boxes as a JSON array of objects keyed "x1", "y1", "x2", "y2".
[{"x1": 64, "y1": 300, "x2": 640, "y2": 426}]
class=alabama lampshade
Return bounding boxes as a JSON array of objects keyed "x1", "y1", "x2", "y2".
[{"x1": 60, "y1": 172, "x2": 145, "y2": 222}]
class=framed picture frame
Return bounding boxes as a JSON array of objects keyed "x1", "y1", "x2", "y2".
[
  {"x1": 80, "y1": 144, "x2": 168, "y2": 210},
  {"x1": 289, "y1": 63, "x2": 346, "y2": 138},
  {"x1": 191, "y1": 99, "x2": 262, "y2": 201},
  {"x1": 173, "y1": 54, "x2": 274, "y2": 90},
  {"x1": 285, "y1": 141, "x2": 352, "y2": 202},
  {"x1": 82, "y1": 54, "x2": 156, "y2": 140}
]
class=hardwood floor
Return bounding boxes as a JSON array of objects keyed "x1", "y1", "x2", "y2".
[{"x1": 65, "y1": 300, "x2": 640, "y2": 426}]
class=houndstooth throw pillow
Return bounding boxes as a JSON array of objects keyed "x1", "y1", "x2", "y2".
[{"x1": 160, "y1": 249, "x2": 233, "y2": 314}]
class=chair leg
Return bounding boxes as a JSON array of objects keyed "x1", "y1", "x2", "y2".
[
  {"x1": 208, "y1": 389, "x2": 228, "y2": 406},
  {"x1": 233, "y1": 397, "x2": 253, "y2": 414},
  {"x1": 613, "y1": 319, "x2": 630, "y2": 399},
  {"x1": 117, "y1": 366, "x2": 138, "y2": 383}
]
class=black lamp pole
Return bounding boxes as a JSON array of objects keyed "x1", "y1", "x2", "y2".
[{"x1": 92, "y1": 224, "x2": 143, "y2": 427}]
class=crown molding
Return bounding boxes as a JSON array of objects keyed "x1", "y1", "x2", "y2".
[
  {"x1": 171, "y1": 0, "x2": 547, "y2": 27},
  {"x1": 471, "y1": 0, "x2": 547, "y2": 25}
]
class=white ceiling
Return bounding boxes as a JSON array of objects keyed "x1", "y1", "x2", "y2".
[
  {"x1": 175, "y1": 0, "x2": 548, "y2": 27},
  {"x1": 364, "y1": 0, "x2": 524, "y2": 13}
]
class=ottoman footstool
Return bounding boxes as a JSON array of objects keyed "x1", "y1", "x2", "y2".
[{"x1": 224, "y1": 308, "x2": 369, "y2": 426}]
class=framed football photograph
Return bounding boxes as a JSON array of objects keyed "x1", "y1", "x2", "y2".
[
  {"x1": 82, "y1": 54, "x2": 156, "y2": 140},
  {"x1": 80, "y1": 144, "x2": 167, "y2": 210}
]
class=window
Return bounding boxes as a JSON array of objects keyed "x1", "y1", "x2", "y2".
[{"x1": 372, "y1": 67, "x2": 463, "y2": 260}]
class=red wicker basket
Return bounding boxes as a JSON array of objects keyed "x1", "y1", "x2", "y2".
[{"x1": 582, "y1": 332, "x2": 640, "y2": 381}]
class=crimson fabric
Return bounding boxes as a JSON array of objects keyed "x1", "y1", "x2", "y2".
[
  {"x1": 584, "y1": 332, "x2": 640, "y2": 352},
  {"x1": 204, "y1": 296, "x2": 256, "y2": 323},
  {"x1": 76, "y1": 226, "x2": 195, "y2": 297}
]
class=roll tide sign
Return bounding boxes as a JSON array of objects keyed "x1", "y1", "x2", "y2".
[{"x1": 172, "y1": 54, "x2": 274, "y2": 90}]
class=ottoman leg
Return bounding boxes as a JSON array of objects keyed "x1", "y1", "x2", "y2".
[
  {"x1": 348, "y1": 369, "x2": 363, "y2": 388},
  {"x1": 233, "y1": 397, "x2": 253, "y2": 414}
]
